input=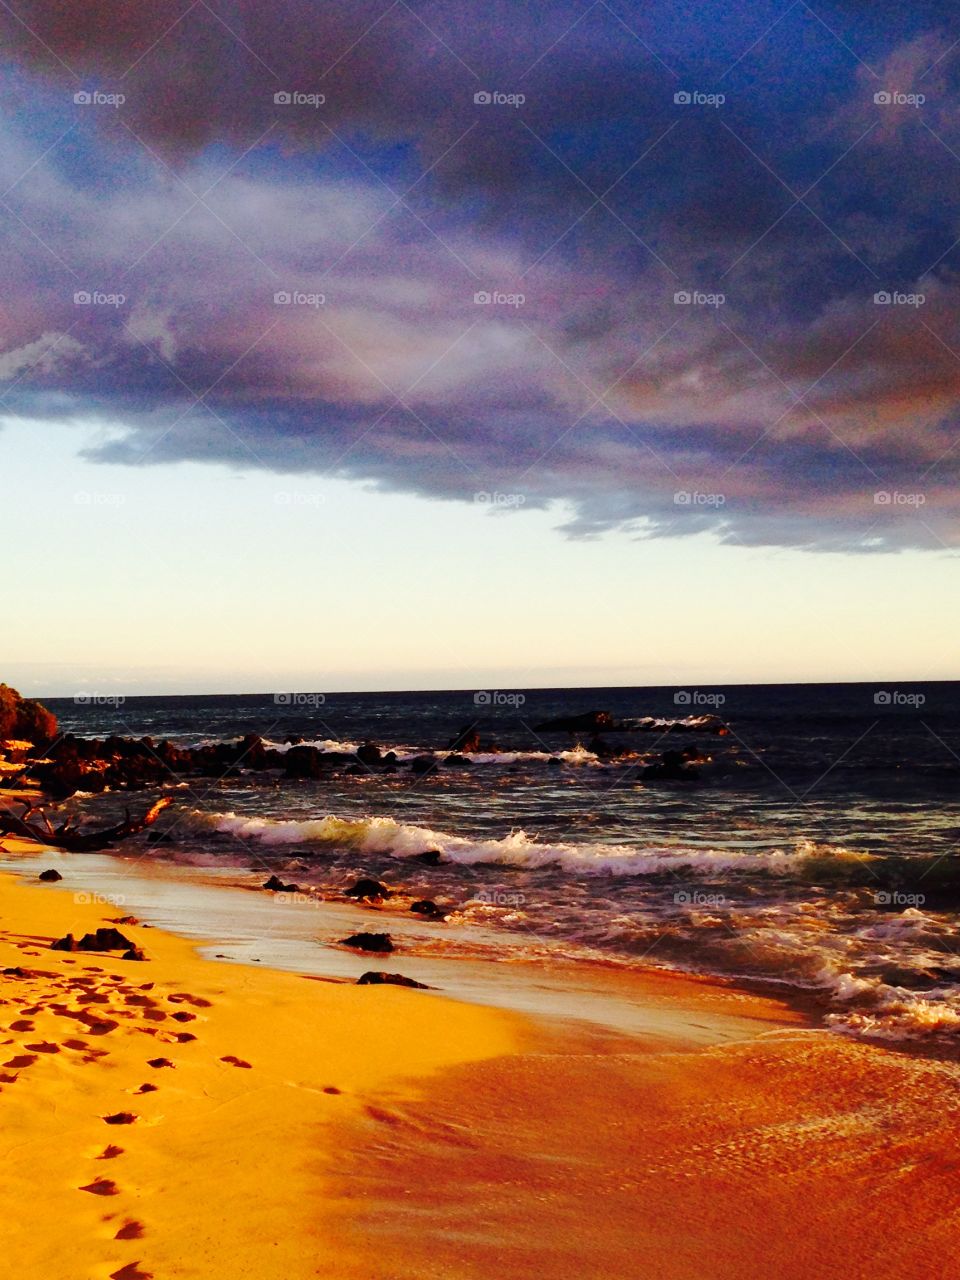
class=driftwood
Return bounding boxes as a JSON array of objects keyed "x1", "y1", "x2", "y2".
[{"x1": 0, "y1": 796, "x2": 173, "y2": 852}]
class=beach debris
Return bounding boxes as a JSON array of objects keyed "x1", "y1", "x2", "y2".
[
  {"x1": 262, "y1": 874, "x2": 299, "y2": 892},
  {"x1": 344, "y1": 877, "x2": 391, "y2": 900},
  {"x1": 0, "y1": 795, "x2": 173, "y2": 852},
  {"x1": 410, "y1": 900, "x2": 447, "y2": 921},
  {"x1": 357, "y1": 971, "x2": 429, "y2": 990},
  {"x1": 339, "y1": 931, "x2": 394, "y2": 952},
  {"x1": 38, "y1": 868, "x2": 62, "y2": 882}
]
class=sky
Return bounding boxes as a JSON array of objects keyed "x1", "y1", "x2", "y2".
[{"x1": 1, "y1": 0, "x2": 958, "y2": 694}]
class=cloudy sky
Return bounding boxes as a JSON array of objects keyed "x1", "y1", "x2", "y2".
[{"x1": 2, "y1": 0, "x2": 958, "y2": 693}]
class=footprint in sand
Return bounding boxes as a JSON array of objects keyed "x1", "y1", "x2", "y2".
[
  {"x1": 220, "y1": 1055, "x2": 252, "y2": 1069},
  {"x1": 25, "y1": 1041, "x2": 60, "y2": 1054},
  {"x1": 9, "y1": 1019, "x2": 34, "y2": 1031},
  {"x1": 103, "y1": 1112, "x2": 138, "y2": 1126},
  {"x1": 135, "y1": 1083, "x2": 158, "y2": 1094},
  {"x1": 4, "y1": 1054, "x2": 37, "y2": 1069},
  {"x1": 109, "y1": 1263, "x2": 152, "y2": 1280},
  {"x1": 79, "y1": 1177, "x2": 120, "y2": 1196},
  {"x1": 146, "y1": 1058, "x2": 174, "y2": 1069},
  {"x1": 114, "y1": 1220, "x2": 145, "y2": 1240},
  {"x1": 98, "y1": 1145, "x2": 124, "y2": 1160}
]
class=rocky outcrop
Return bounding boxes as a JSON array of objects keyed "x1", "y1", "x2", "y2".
[{"x1": 0, "y1": 684, "x2": 57, "y2": 745}]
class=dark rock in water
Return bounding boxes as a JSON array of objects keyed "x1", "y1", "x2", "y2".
[
  {"x1": 410, "y1": 755, "x2": 437, "y2": 775},
  {"x1": 146, "y1": 832, "x2": 173, "y2": 844},
  {"x1": 77, "y1": 928, "x2": 135, "y2": 953},
  {"x1": 410, "y1": 900, "x2": 447, "y2": 921},
  {"x1": 340, "y1": 932, "x2": 394, "y2": 953},
  {"x1": 534, "y1": 710, "x2": 615, "y2": 733},
  {"x1": 448, "y1": 725, "x2": 481, "y2": 753},
  {"x1": 357, "y1": 971, "x2": 428, "y2": 990},
  {"x1": 345, "y1": 877, "x2": 390, "y2": 900},
  {"x1": 262, "y1": 875, "x2": 299, "y2": 893},
  {"x1": 444, "y1": 754, "x2": 472, "y2": 767},
  {"x1": 122, "y1": 948, "x2": 147, "y2": 962},
  {"x1": 344, "y1": 764, "x2": 365, "y2": 776},
  {"x1": 283, "y1": 745, "x2": 324, "y2": 779},
  {"x1": 356, "y1": 743, "x2": 382, "y2": 767},
  {"x1": 39, "y1": 869, "x2": 63, "y2": 882},
  {"x1": 413, "y1": 850, "x2": 443, "y2": 866},
  {"x1": 51, "y1": 933, "x2": 78, "y2": 952},
  {"x1": 641, "y1": 750, "x2": 701, "y2": 783},
  {"x1": 547, "y1": 757, "x2": 562, "y2": 768},
  {"x1": 383, "y1": 751, "x2": 398, "y2": 765},
  {"x1": 285, "y1": 734, "x2": 304, "y2": 745}
]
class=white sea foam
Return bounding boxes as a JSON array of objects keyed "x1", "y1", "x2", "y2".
[{"x1": 196, "y1": 809, "x2": 861, "y2": 877}]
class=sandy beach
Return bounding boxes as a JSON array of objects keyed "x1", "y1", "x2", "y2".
[{"x1": 2, "y1": 820, "x2": 960, "y2": 1280}]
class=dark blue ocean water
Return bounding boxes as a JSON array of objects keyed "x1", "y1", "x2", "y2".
[{"x1": 44, "y1": 682, "x2": 960, "y2": 1039}]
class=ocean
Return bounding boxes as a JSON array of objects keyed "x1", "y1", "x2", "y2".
[{"x1": 43, "y1": 681, "x2": 960, "y2": 1040}]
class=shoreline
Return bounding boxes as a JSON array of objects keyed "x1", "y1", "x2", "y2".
[{"x1": 2, "y1": 829, "x2": 960, "y2": 1276}]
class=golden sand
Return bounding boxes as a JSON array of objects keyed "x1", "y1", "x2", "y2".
[{"x1": 0, "y1": 839, "x2": 517, "y2": 1280}]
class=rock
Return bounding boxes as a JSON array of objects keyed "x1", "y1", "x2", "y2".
[
  {"x1": 357, "y1": 971, "x2": 428, "y2": 990},
  {"x1": 122, "y1": 948, "x2": 147, "y2": 962},
  {"x1": 344, "y1": 764, "x2": 365, "y2": 776},
  {"x1": 355, "y1": 743, "x2": 382, "y2": 767},
  {"x1": 76, "y1": 928, "x2": 135, "y2": 953},
  {"x1": 448, "y1": 725, "x2": 481, "y2": 753},
  {"x1": 262, "y1": 875, "x2": 299, "y2": 892},
  {"x1": 51, "y1": 934, "x2": 78, "y2": 952},
  {"x1": 410, "y1": 755, "x2": 437, "y2": 775},
  {"x1": 444, "y1": 754, "x2": 473, "y2": 767},
  {"x1": 344, "y1": 878, "x2": 390, "y2": 900},
  {"x1": 38, "y1": 869, "x2": 63, "y2": 882},
  {"x1": 410, "y1": 900, "x2": 446, "y2": 920},
  {"x1": 547, "y1": 757, "x2": 562, "y2": 767},
  {"x1": 413, "y1": 850, "x2": 442, "y2": 865},
  {"x1": 0, "y1": 683, "x2": 57, "y2": 745},
  {"x1": 641, "y1": 749, "x2": 701, "y2": 782},
  {"x1": 339, "y1": 932, "x2": 394, "y2": 952}
]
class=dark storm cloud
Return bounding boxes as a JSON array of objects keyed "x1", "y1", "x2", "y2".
[{"x1": 1, "y1": 0, "x2": 960, "y2": 548}]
